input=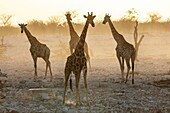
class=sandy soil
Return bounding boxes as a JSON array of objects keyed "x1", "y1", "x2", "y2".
[{"x1": 0, "y1": 33, "x2": 170, "y2": 113}]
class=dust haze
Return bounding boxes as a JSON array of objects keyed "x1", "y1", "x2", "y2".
[{"x1": 0, "y1": 13, "x2": 170, "y2": 112}]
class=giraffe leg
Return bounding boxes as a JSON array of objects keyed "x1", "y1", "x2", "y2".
[
  {"x1": 48, "y1": 61, "x2": 53, "y2": 82},
  {"x1": 83, "y1": 66, "x2": 90, "y2": 106},
  {"x1": 63, "y1": 69, "x2": 71, "y2": 104},
  {"x1": 44, "y1": 61, "x2": 48, "y2": 80},
  {"x1": 84, "y1": 43, "x2": 91, "y2": 69},
  {"x1": 86, "y1": 55, "x2": 91, "y2": 69},
  {"x1": 69, "y1": 74, "x2": 73, "y2": 92},
  {"x1": 75, "y1": 72, "x2": 81, "y2": 106},
  {"x1": 125, "y1": 59, "x2": 131, "y2": 84},
  {"x1": 131, "y1": 53, "x2": 136, "y2": 84},
  {"x1": 131, "y1": 60, "x2": 135, "y2": 84},
  {"x1": 117, "y1": 55, "x2": 124, "y2": 82},
  {"x1": 121, "y1": 57, "x2": 124, "y2": 82},
  {"x1": 33, "y1": 57, "x2": 37, "y2": 81},
  {"x1": 44, "y1": 60, "x2": 52, "y2": 81}
]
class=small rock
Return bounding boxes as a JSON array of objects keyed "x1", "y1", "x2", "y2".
[
  {"x1": 144, "y1": 107, "x2": 149, "y2": 111},
  {"x1": 40, "y1": 93, "x2": 50, "y2": 100},
  {"x1": 63, "y1": 106, "x2": 69, "y2": 111},
  {"x1": 57, "y1": 95, "x2": 63, "y2": 101},
  {"x1": 39, "y1": 105, "x2": 45, "y2": 110},
  {"x1": 19, "y1": 80, "x2": 26, "y2": 84}
]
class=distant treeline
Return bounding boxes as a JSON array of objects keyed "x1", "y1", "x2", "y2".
[{"x1": 1, "y1": 20, "x2": 170, "y2": 37}]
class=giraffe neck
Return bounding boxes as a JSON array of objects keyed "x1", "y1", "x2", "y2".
[
  {"x1": 108, "y1": 19, "x2": 126, "y2": 44},
  {"x1": 75, "y1": 20, "x2": 89, "y2": 50},
  {"x1": 67, "y1": 19, "x2": 79, "y2": 40},
  {"x1": 23, "y1": 27, "x2": 39, "y2": 45}
]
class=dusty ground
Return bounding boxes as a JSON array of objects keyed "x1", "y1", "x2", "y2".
[{"x1": 0, "y1": 33, "x2": 170, "y2": 113}]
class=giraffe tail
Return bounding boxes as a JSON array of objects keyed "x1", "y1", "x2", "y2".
[{"x1": 69, "y1": 75, "x2": 73, "y2": 92}]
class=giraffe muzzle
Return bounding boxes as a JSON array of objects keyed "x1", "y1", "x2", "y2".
[
  {"x1": 103, "y1": 21, "x2": 106, "y2": 24},
  {"x1": 92, "y1": 23, "x2": 95, "y2": 27}
]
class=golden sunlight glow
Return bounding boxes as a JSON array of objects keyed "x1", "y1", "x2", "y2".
[{"x1": 0, "y1": 0, "x2": 170, "y2": 25}]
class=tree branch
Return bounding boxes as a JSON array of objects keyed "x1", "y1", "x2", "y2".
[{"x1": 137, "y1": 35, "x2": 144, "y2": 46}]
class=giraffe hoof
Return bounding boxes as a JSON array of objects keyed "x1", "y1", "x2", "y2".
[
  {"x1": 50, "y1": 77, "x2": 53, "y2": 82},
  {"x1": 87, "y1": 102, "x2": 90, "y2": 107},
  {"x1": 33, "y1": 78, "x2": 37, "y2": 82},
  {"x1": 125, "y1": 80, "x2": 127, "y2": 84},
  {"x1": 76, "y1": 102, "x2": 82, "y2": 106},
  {"x1": 132, "y1": 79, "x2": 134, "y2": 84},
  {"x1": 79, "y1": 101, "x2": 82, "y2": 106},
  {"x1": 121, "y1": 80, "x2": 124, "y2": 83},
  {"x1": 76, "y1": 103, "x2": 79, "y2": 106}
]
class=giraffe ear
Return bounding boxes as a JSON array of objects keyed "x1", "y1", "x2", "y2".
[
  {"x1": 18, "y1": 24, "x2": 21, "y2": 26},
  {"x1": 65, "y1": 12, "x2": 68, "y2": 15},
  {"x1": 83, "y1": 15, "x2": 87, "y2": 18},
  {"x1": 25, "y1": 24, "x2": 27, "y2": 26}
]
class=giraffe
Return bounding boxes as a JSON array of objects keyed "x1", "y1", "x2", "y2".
[
  {"x1": 63, "y1": 12, "x2": 96, "y2": 106},
  {"x1": 103, "y1": 14, "x2": 136, "y2": 84},
  {"x1": 18, "y1": 24, "x2": 53, "y2": 81},
  {"x1": 65, "y1": 12, "x2": 91, "y2": 68}
]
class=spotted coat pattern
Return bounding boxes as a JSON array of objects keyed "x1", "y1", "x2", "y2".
[
  {"x1": 63, "y1": 12, "x2": 96, "y2": 106},
  {"x1": 18, "y1": 24, "x2": 52, "y2": 81},
  {"x1": 103, "y1": 14, "x2": 136, "y2": 84}
]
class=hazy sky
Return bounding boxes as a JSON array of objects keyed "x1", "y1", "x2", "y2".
[{"x1": 0, "y1": 0, "x2": 170, "y2": 25}]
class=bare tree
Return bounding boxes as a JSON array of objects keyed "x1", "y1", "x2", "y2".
[
  {"x1": 27, "y1": 19, "x2": 46, "y2": 35},
  {"x1": 0, "y1": 14, "x2": 13, "y2": 26},
  {"x1": 69, "y1": 10, "x2": 79, "y2": 18},
  {"x1": 0, "y1": 14, "x2": 12, "y2": 45},
  {"x1": 48, "y1": 15, "x2": 63, "y2": 25},
  {"x1": 134, "y1": 21, "x2": 144, "y2": 61},
  {"x1": 121, "y1": 8, "x2": 138, "y2": 21},
  {"x1": 148, "y1": 12, "x2": 162, "y2": 23}
]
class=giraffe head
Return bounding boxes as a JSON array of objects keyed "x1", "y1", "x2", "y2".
[
  {"x1": 65, "y1": 12, "x2": 72, "y2": 21},
  {"x1": 83, "y1": 12, "x2": 96, "y2": 27},
  {"x1": 18, "y1": 23, "x2": 27, "y2": 33},
  {"x1": 103, "y1": 14, "x2": 111, "y2": 24}
]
